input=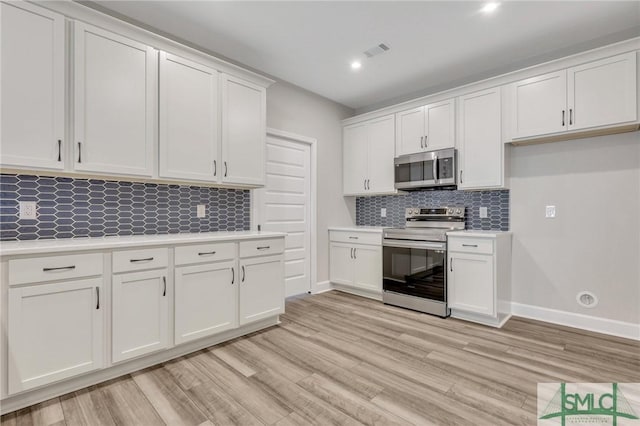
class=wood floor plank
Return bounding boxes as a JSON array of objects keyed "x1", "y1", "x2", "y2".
[
  {"x1": 59, "y1": 385, "x2": 117, "y2": 426},
  {"x1": 97, "y1": 376, "x2": 165, "y2": 426},
  {"x1": 210, "y1": 346, "x2": 258, "y2": 377}
]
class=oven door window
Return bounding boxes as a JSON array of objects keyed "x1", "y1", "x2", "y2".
[{"x1": 383, "y1": 246, "x2": 446, "y2": 301}]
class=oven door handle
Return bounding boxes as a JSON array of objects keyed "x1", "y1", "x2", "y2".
[{"x1": 383, "y1": 239, "x2": 446, "y2": 251}]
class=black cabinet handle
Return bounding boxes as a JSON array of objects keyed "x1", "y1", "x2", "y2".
[
  {"x1": 43, "y1": 265, "x2": 75, "y2": 272},
  {"x1": 462, "y1": 244, "x2": 478, "y2": 248},
  {"x1": 224, "y1": 161, "x2": 228, "y2": 177},
  {"x1": 257, "y1": 246, "x2": 270, "y2": 250},
  {"x1": 349, "y1": 236, "x2": 359, "y2": 240},
  {"x1": 213, "y1": 160, "x2": 217, "y2": 176},
  {"x1": 569, "y1": 108, "x2": 573, "y2": 125},
  {"x1": 162, "y1": 276, "x2": 166, "y2": 296},
  {"x1": 130, "y1": 257, "x2": 154, "y2": 263},
  {"x1": 424, "y1": 135, "x2": 428, "y2": 148},
  {"x1": 450, "y1": 258, "x2": 453, "y2": 272},
  {"x1": 77, "y1": 142, "x2": 82, "y2": 163},
  {"x1": 96, "y1": 287, "x2": 100, "y2": 310},
  {"x1": 242, "y1": 265, "x2": 245, "y2": 282},
  {"x1": 364, "y1": 179, "x2": 366, "y2": 190},
  {"x1": 459, "y1": 170, "x2": 463, "y2": 184},
  {"x1": 231, "y1": 267, "x2": 235, "y2": 284},
  {"x1": 562, "y1": 110, "x2": 565, "y2": 126},
  {"x1": 420, "y1": 136, "x2": 424, "y2": 149},
  {"x1": 198, "y1": 251, "x2": 216, "y2": 256},
  {"x1": 57, "y1": 140, "x2": 62, "y2": 162},
  {"x1": 353, "y1": 248, "x2": 357, "y2": 259}
]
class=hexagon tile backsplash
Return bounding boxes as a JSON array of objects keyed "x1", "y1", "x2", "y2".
[
  {"x1": 0, "y1": 174, "x2": 250, "y2": 241},
  {"x1": 356, "y1": 190, "x2": 509, "y2": 230}
]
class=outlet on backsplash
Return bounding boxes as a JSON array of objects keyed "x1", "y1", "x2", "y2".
[
  {"x1": 381, "y1": 208, "x2": 387, "y2": 218},
  {"x1": 479, "y1": 207, "x2": 488, "y2": 218},
  {"x1": 19, "y1": 201, "x2": 37, "y2": 220},
  {"x1": 197, "y1": 204, "x2": 206, "y2": 218}
]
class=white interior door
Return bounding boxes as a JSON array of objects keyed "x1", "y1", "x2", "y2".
[{"x1": 254, "y1": 134, "x2": 312, "y2": 297}]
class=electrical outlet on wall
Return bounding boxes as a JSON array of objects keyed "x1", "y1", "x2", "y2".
[
  {"x1": 381, "y1": 208, "x2": 387, "y2": 218},
  {"x1": 479, "y1": 207, "x2": 488, "y2": 218},
  {"x1": 196, "y1": 204, "x2": 206, "y2": 218},
  {"x1": 545, "y1": 205, "x2": 556, "y2": 218},
  {"x1": 19, "y1": 201, "x2": 37, "y2": 220}
]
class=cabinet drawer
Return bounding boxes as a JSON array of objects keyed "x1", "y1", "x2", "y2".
[
  {"x1": 329, "y1": 231, "x2": 381, "y2": 246},
  {"x1": 112, "y1": 248, "x2": 169, "y2": 273},
  {"x1": 448, "y1": 238, "x2": 493, "y2": 255},
  {"x1": 175, "y1": 242, "x2": 236, "y2": 266},
  {"x1": 239, "y1": 238, "x2": 284, "y2": 258},
  {"x1": 9, "y1": 253, "x2": 103, "y2": 286}
]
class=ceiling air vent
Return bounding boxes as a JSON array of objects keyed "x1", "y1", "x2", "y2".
[{"x1": 364, "y1": 43, "x2": 390, "y2": 58}]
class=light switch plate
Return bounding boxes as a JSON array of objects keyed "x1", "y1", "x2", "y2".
[
  {"x1": 479, "y1": 207, "x2": 488, "y2": 218},
  {"x1": 545, "y1": 205, "x2": 556, "y2": 218},
  {"x1": 196, "y1": 204, "x2": 206, "y2": 218},
  {"x1": 381, "y1": 208, "x2": 387, "y2": 218},
  {"x1": 19, "y1": 201, "x2": 37, "y2": 220}
]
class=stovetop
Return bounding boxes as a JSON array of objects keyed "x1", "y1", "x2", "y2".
[{"x1": 383, "y1": 227, "x2": 451, "y2": 242}]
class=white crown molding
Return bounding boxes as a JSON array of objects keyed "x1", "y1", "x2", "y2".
[
  {"x1": 511, "y1": 302, "x2": 640, "y2": 341},
  {"x1": 343, "y1": 37, "x2": 640, "y2": 126}
]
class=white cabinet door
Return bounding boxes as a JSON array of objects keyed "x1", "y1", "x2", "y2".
[
  {"x1": 221, "y1": 74, "x2": 266, "y2": 186},
  {"x1": 511, "y1": 70, "x2": 567, "y2": 138},
  {"x1": 568, "y1": 52, "x2": 637, "y2": 131},
  {"x1": 396, "y1": 107, "x2": 425, "y2": 156},
  {"x1": 425, "y1": 99, "x2": 455, "y2": 151},
  {"x1": 74, "y1": 23, "x2": 157, "y2": 177},
  {"x1": 8, "y1": 278, "x2": 104, "y2": 394},
  {"x1": 174, "y1": 260, "x2": 238, "y2": 344},
  {"x1": 159, "y1": 52, "x2": 219, "y2": 182},
  {"x1": 112, "y1": 269, "x2": 169, "y2": 363},
  {"x1": 343, "y1": 123, "x2": 369, "y2": 195},
  {"x1": 239, "y1": 255, "x2": 284, "y2": 325},
  {"x1": 458, "y1": 88, "x2": 503, "y2": 189},
  {"x1": 366, "y1": 115, "x2": 396, "y2": 194},
  {"x1": 329, "y1": 243, "x2": 354, "y2": 285},
  {"x1": 353, "y1": 245, "x2": 382, "y2": 292},
  {"x1": 1, "y1": 1, "x2": 65, "y2": 170},
  {"x1": 448, "y1": 253, "x2": 495, "y2": 316}
]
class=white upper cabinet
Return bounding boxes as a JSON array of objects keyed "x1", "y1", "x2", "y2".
[
  {"x1": 1, "y1": 2, "x2": 65, "y2": 170},
  {"x1": 567, "y1": 52, "x2": 637, "y2": 131},
  {"x1": 221, "y1": 74, "x2": 266, "y2": 186},
  {"x1": 396, "y1": 99, "x2": 455, "y2": 155},
  {"x1": 510, "y1": 70, "x2": 567, "y2": 139},
  {"x1": 159, "y1": 52, "x2": 219, "y2": 182},
  {"x1": 343, "y1": 114, "x2": 395, "y2": 196},
  {"x1": 457, "y1": 87, "x2": 504, "y2": 190},
  {"x1": 74, "y1": 22, "x2": 157, "y2": 177}
]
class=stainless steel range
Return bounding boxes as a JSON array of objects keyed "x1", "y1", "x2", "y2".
[{"x1": 382, "y1": 207, "x2": 465, "y2": 317}]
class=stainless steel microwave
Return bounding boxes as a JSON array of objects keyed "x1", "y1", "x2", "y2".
[{"x1": 394, "y1": 148, "x2": 457, "y2": 190}]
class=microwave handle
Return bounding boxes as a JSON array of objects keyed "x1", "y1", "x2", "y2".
[{"x1": 432, "y1": 157, "x2": 438, "y2": 182}]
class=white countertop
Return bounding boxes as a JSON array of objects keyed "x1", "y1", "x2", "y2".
[
  {"x1": 328, "y1": 226, "x2": 385, "y2": 233},
  {"x1": 0, "y1": 231, "x2": 285, "y2": 257},
  {"x1": 447, "y1": 230, "x2": 512, "y2": 238}
]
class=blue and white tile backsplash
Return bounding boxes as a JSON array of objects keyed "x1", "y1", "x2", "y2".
[
  {"x1": 0, "y1": 174, "x2": 250, "y2": 241},
  {"x1": 356, "y1": 189, "x2": 510, "y2": 230}
]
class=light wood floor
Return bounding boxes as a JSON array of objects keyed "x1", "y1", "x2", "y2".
[{"x1": 2, "y1": 290, "x2": 639, "y2": 425}]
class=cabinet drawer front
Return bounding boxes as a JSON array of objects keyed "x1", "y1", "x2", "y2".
[
  {"x1": 112, "y1": 248, "x2": 169, "y2": 273},
  {"x1": 239, "y1": 238, "x2": 284, "y2": 258},
  {"x1": 448, "y1": 238, "x2": 493, "y2": 255},
  {"x1": 175, "y1": 242, "x2": 236, "y2": 266},
  {"x1": 329, "y1": 231, "x2": 381, "y2": 246},
  {"x1": 9, "y1": 253, "x2": 103, "y2": 286}
]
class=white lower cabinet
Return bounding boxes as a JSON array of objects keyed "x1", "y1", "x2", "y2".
[
  {"x1": 239, "y1": 255, "x2": 285, "y2": 325},
  {"x1": 112, "y1": 268, "x2": 170, "y2": 363},
  {"x1": 174, "y1": 260, "x2": 237, "y2": 344},
  {"x1": 447, "y1": 232, "x2": 512, "y2": 327},
  {"x1": 329, "y1": 229, "x2": 383, "y2": 298},
  {"x1": 8, "y1": 278, "x2": 104, "y2": 394}
]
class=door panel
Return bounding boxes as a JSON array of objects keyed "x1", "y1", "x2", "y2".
[
  {"x1": 367, "y1": 115, "x2": 396, "y2": 194},
  {"x1": 1, "y1": 2, "x2": 65, "y2": 170},
  {"x1": 343, "y1": 123, "x2": 369, "y2": 195},
  {"x1": 175, "y1": 260, "x2": 237, "y2": 344},
  {"x1": 329, "y1": 243, "x2": 353, "y2": 286},
  {"x1": 425, "y1": 99, "x2": 455, "y2": 150},
  {"x1": 353, "y1": 245, "x2": 382, "y2": 292},
  {"x1": 396, "y1": 107, "x2": 425, "y2": 156},
  {"x1": 8, "y1": 278, "x2": 104, "y2": 393},
  {"x1": 159, "y1": 52, "x2": 218, "y2": 181},
  {"x1": 239, "y1": 255, "x2": 284, "y2": 325},
  {"x1": 448, "y1": 253, "x2": 494, "y2": 316}
]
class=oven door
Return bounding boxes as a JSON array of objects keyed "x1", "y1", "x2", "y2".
[{"x1": 382, "y1": 239, "x2": 447, "y2": 301}]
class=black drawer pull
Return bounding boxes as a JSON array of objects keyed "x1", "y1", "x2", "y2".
[
  {"x1": 462, "y1": 244, "x2": 478, "y2": 248},
  {"x1": 348, "y1": 236, "x2": 359, "y2": 239},
  {"x1": 198, "y1": 251, "x2": 217, "y2": 256},
  {"x1": 257, "y1": 246, "x2": 270, "y2": 250},
  {"x1": 43, "y1": 266, "x2": 76, "y2": 272},
  {"x1": 130, "y1": 257, "x2": 154, "y2": 263}
]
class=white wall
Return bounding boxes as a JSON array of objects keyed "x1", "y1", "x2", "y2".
[
  {"x1": 266, "y1": 80, "x2": 355, "y2": 284},
  {"x1": 509, "y1": 131, "x2": 640, "y2": 325}
]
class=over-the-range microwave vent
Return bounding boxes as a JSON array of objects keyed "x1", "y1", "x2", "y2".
[{"x1": 364, "y1": 43, "x2": 390, "y2": 58}]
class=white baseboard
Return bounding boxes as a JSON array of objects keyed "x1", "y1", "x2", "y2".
[
  {"x1": 510, "y1": 302, "x2": 640, "y2": 341},
  {"x1": 312, "y1": 280, "x2": 332, "y2": 294}
]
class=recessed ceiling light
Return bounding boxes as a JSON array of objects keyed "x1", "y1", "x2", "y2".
[
  {"x1": 351, "y1": 61, "x2": 362, "y2": 70},
  {"x1": 481, "y1": 2, "x2": 500, "y2": 14}
]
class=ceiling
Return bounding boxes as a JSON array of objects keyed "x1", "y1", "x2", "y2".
[{"x1": 88, "y1": 1, "x2": 640, "y2": 111}]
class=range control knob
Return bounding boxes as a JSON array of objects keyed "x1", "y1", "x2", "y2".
[
  {"x1": 455, "y1": 208, "x2": 462, "y2": 215},
  {"x1": 447, "y1": 208, "x2": 454, "y2": 215}
]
